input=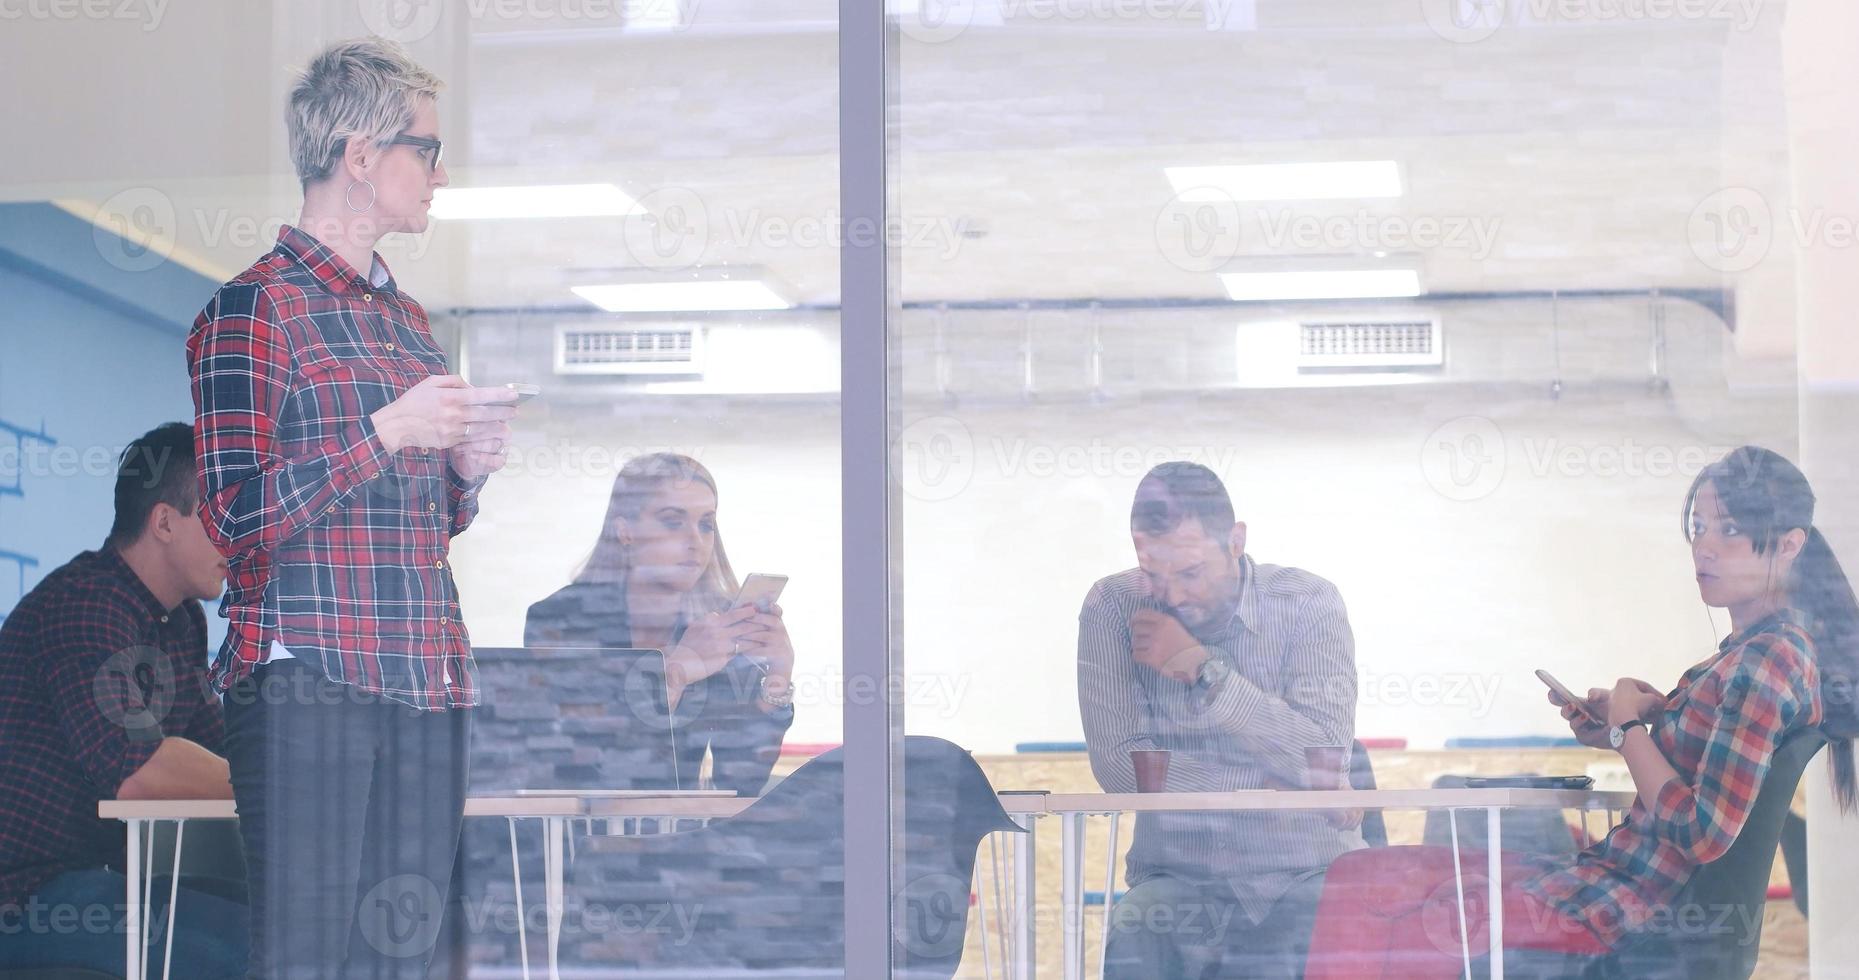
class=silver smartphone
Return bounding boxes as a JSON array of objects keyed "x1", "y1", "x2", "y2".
[
  {"x1": 1536, "y1": 669, "x2": 1600, "y2": 724},
  {"x1": 732, "y1": 573, "x2": 788, "y2": 613},
  {"x1": 505, "y1": 383, "x2": 541, "y2": 404}
]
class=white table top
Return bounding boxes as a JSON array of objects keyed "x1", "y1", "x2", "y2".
[
  {"x1": 100, "y1": 795, "x2": 589, "y2": 821},
  {"x1": 101, "y1": 786, "x2": 1638, "y2": 822},
  {"x1": 585, "y1": 796, "x2": 755, "y2": 818},
  {"x1": 1032, "y1": 787, "x2": 1638, "y2": 814},
  {"x1": 512, "y1": 788, "x2": 737, "y2": 798}
]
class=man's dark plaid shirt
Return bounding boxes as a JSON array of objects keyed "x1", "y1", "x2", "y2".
[{"x1": 0, "y1": 547, "x2": 221, "y2": 908}]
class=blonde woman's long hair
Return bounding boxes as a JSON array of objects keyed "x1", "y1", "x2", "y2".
[{"x1": 574, "y1": 453, "x2": 740, "y2": 624}]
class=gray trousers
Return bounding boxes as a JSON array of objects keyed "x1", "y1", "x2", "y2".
[{"x1": 1103, "y1": 871, "x2": 1328, "y2": 980}]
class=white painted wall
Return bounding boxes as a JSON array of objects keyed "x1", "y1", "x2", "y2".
[{"x1": 449, "y1": 294, "x2": 1791, "y2": 752}]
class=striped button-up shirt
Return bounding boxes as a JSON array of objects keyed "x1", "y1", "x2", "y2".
[
  {"x1": 1524, "y1": 608, "x2": 1822, "y2": 946},
  {"x1": 188, "y1": 225, "x2": 484, "y2": 711},
  {"x1": 1077, "y1": 554, "x2": 1360, "y2": 923}
]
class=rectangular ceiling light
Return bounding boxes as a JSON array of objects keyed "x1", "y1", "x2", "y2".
[
  {"x1": 429, "y1": 183, "x2": 643, "y2": 220},
  {"x1": 1219, "y1": 269, "x2": 1422, "y2": 302},
  {"x1": 1166, "y1": 161, "x2": 1403, "y2": 202},
  {"x1": 572, "y1": 280, "x2": 793, "y2": 313}
]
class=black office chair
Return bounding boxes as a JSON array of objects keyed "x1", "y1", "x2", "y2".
[
  {"x1": 566, "y1": 735, "x2": 1023, "y2": 978},
  {"x1": 142, "y1": 819, "x2": 247, "y2": 905},
  {"x1": 1779, "y1": 811, "x2": 1808, "y2": 918},
  {"x1": 1499, "y1": 728, "x2": 1828, "y2": 980}
]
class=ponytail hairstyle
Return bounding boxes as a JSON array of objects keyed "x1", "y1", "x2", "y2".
[
  {"x1": 574, "y1": 453, "x2": 739, "y2": 624},
  {"x1": 1682, "y1": 446, "x2": 1859, "y2": 812}
]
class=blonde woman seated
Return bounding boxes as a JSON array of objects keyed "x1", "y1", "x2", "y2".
[{"x1": 525, "y1": 453, "x2": 795, "y2": 794}]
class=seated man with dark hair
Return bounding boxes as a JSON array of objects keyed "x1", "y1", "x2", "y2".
[
  {"x1": 0, "y1": 421, "x2": 246, "y2": 978},
  {"x1": 1078, "y1": 461, "x2": 1360, "y2": 979}
]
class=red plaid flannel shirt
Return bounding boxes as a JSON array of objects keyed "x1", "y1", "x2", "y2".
[
  {"x1": 1525, "y1": 608, "x2": 1822, "y2": 945},
  {"x1": 188, "y1": 225, "x2": 484, "y2": 711}
]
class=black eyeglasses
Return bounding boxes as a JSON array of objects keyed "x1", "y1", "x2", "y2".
[{"x1": 388, "y1": 134, "x2": 444, "y2": 173}]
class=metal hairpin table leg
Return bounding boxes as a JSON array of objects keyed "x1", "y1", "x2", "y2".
[
  {"x1": 1062, "y1": 812, "x2": 1085, "y2": 980},
  {"x1": 161, "y1": 819, "x2": 185, "y2": 980},
  {"x1": 544, "y1": 816, "x2": 565, "y2": 980},
  {"x1": 508, "y1": 819, "x2": 531, "y2": 980},
  {"x1": 1099, "y1": 812, "x2": 1119, "y2": 980},
  {"x1": 1448, "y1": 809, "x2": 1473, "y2": 980},
  {"x1": 124, "y1": 817, "x2": 144, "y2": 980},
  {"x1": 1014, "y1": 813, "x2": 1038, "y2": 980},
  {"x1": 1487, "y1": 807, "x2": 1505, "y2": 980}
]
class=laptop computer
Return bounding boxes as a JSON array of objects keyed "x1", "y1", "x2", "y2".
[{"x1": 469, "y1": 646, "x2": 698, "y2": 792}]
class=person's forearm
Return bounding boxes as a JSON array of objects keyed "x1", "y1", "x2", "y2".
[
  {"x1": 1618, "y1": 728, "x2": 1680, "y2": 811},
  {"x1": 1199, "y1": 672, "x2": 1345, "y2": 783},
  {"x1": 117, "y1": 737, "x2": 233, "y2": 801}
]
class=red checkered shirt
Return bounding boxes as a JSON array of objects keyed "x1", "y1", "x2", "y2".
[
  {"x1": 1524, "y1": 607, "x2": 1823, "y2": 946},
  {"x1": 188, "y1": 225, "x2": 484, "y2": 711}
]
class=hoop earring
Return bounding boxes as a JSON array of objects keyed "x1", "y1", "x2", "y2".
[{"x1": 345, "y1": 179, "x2": 376, "y2": 213}]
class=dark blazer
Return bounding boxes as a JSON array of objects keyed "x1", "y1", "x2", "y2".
[{"x1": 523, "y1": 581, "x2": 793, "y2": 796}]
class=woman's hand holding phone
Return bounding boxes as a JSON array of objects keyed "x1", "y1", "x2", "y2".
[
  {"x1": 1550, "y1": 687, "x2": 1613, "y2": 749},
  {"x1": 1606, "y1": 677, "x2": 1665, "y2": 728},
  {"x1": 665, "y1": 605, "x2": 760, "y2": 708},
  {"x1": 1538, "y1": 670, "x2": 1610, "y2": 748},
  {"x1": 733, "y1": 604, "x2": 795, "y2": 706}
]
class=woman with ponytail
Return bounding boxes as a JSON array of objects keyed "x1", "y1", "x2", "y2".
[{"x1": 1303, "y1": 445, "x2": 1856, "y2": 978}]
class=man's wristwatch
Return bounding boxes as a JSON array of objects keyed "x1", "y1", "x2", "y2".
[
  {"x1": 1195, "y1": 656, "x2": 1234, "y2": 693},
  {"x1": 759, "y1": 675, "x2": 795, "y2": 709},
  {"x1": 1608, "y1": 718, "x2": 1648, "y2": 749}
]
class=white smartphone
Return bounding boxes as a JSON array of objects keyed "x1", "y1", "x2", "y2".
[
  {"x1": 732, "y1": 573, "x2": 788, "y2": 613},
  {"x1": 1535, "y1": 669, "x2": 1600, "y2": 724},
  {"x1": 504, "y1": 383, "x2": 541, "y2": 404}
]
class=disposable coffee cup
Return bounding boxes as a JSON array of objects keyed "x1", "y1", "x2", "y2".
[
  {"x1": 1304, "y1": 745, "x2": 1349, "y2": 790},
  {"x1": 1131, "y1": 749, "x2": 1171, "y2": 793}
]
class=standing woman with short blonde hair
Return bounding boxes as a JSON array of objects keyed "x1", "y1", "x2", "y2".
[{"x1": 189, "y1": 37, "x2": 519, "y2": 976}]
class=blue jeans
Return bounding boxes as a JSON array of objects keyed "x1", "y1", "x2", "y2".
[{"x1": 0, "y1": 868, "x2": 247, "y2": 978}]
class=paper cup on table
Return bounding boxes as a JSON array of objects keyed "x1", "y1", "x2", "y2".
[
  {"x1": 1131, "y1": 749, "x2": 1171, "y2": 793},
  {"x1": 1304, "y1": 745, "x2": 1349, "y2": 790}
]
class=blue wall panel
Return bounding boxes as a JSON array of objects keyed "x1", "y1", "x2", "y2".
[{"x1": 0, "y1": 203, "x2": 226, "y2": 653}]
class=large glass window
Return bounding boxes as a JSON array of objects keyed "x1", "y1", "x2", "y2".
[
  {"x1": 4, "y1": 4, "x2": 849, "y2": 976},
  {"x1": 4, "y1": 1, "x2": 1859, "y2": 976},
  {"x1": 891, "y1": 2, "x2": 1858, "y2": 977}
]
